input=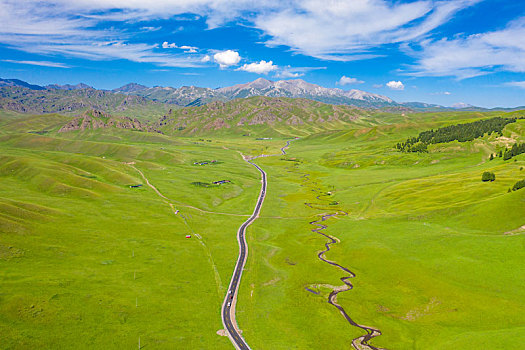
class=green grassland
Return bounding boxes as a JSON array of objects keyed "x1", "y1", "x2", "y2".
[
  {"x1": 1, "y1": 108, "x2": 524, "y2": 349},
  {"x1": 0, "y1": 113, "x2": 268, "y2": 349},
  {"x1": 237, "y1": 115, "x2": 525, "y2": 349}
]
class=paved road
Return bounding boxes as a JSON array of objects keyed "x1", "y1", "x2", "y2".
[
  {"x1": 221, "y1": 139, "x2": 294, "y2": 349},
  {"x1": 221, "y1": 160, "x2": 266, "y2": 350}
]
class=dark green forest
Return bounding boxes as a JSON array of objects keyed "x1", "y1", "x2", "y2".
[{"x1": 396, "y1": 117, "x2": 516, "y2": 153}]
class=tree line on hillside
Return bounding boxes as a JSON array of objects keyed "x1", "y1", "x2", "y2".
[
  {"x1": 396, "y1": 117, "x2": 517, "y2": 153},
  {"x1": 488, "y1": 142, "x2": 525, "y2": 161},
  {"x1": 503, "y1": 142, "x2": 525, "y2": 160}
]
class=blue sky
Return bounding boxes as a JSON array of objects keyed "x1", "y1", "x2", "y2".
[{"x1": 0, "y1": 0, "x2": 524, "y2": 107}]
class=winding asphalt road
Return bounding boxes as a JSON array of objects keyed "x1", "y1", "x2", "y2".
[{"x1": 221, "y1": 140, "x2": 293, "y2": 349}]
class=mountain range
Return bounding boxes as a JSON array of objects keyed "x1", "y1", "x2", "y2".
[
  {"x1": 1, "y1": 77, "x2": 523, "y2": 113},
  {"x1": 113, "y1": 78, "x2": 395, "y2": 108}
]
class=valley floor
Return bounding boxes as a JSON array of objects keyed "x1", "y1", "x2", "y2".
[{"x1": 0, "y1": 111, "x2": 524, "y2": 349}]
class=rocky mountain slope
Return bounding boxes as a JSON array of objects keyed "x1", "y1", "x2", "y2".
[
  {"x1": 156, "y1": 96, "x2": 371, "y2": 136},
  {"x1": 0, "y1": 78, "x2": 45, "y2": 90},
  {"x1": 58, "y1": 109, "x2": 162, "y2": 133},
  {"x1": 117, "y1": 85, "x2": 227, "y2": 106},
  {"x1": 0, "y1": 85, "x2": 169, "y2": 118},
  {"x1": 217, "y1": 78, "x2": 394, "y2": 107},
  {"x1": 6, "y1": 77, "x2": 519, "y2": 113},
  {"x1": 114, "y1": 78, "x2": 395, "y2": 108},
  {"x1": 46, "y1": 83, "x2": 93, "y2": 90}
]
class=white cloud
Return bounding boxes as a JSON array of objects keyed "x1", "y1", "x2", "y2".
[
  {"x1": 337, "y1": 76, "x2": 364, "y2": 85},
  {"x1": 406, "y1": 17, "x2": 525, "y2": 79},
  {"x1": 141, "y1": 26, "x2": 161, "y2": 32},
  {"x1": 213, "y1": 50, "x2": 241, "y2": 68},
  {"x1": 0, "y1": 0, "x2": 482, "y2": 68},
  {"x1": 162, "y1": 41, "x2": 177, "y2": 49},
  {"x1": 161, "y1": 42, "x2": 198, "y2": 53},
  {"x1": 0, "y1": 2, "x2": 204, "y2": 68},
  {"x1": 276, "y1": 71, "x2": 303, "y2": 78},
  {"x1": 2, "y1": 59, "x2": 69, "y2": 68},
  {"x1": 386, "y1": 80, "x2": 404, "y2": 90},
  {"x1": 180, "y1": 45, "x2": 198, "y2": 53},
  {"x1": 372, "y1": 84, "x2": 383, "y2": 88},
  {"x1": 506, "y1": 81, "x2": 525, "y2": 89},
  {"x1": 275, "y1": 65, "x2": 326, "y2": 78},
  {"x1": 237, "y1": 60, "x2": 277, "y2": 74},
  {"x1": 201, "y1": 55, "x2": 211, "y2": 63},
  {"x1": 253, "y1": 0, "x2": 481, "y2": 60}
]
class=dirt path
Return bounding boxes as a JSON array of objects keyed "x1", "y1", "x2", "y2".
[
  {"x1": 127, "y1": 163, "x2": 224, "y2": 298},
  {"x1": 128, "y1": 164, "x2": 250, "y2": 217}
]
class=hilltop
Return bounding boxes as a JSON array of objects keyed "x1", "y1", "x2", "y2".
[
  {"x1": 58, "y1": 109, "x2": 162, "y2": 134},
  {"x1": 0, "y1": 84, "x2": 169, "y2": 118},
  {"x1": 156, "y1": 96, "x2": 371, "y2": 136}
]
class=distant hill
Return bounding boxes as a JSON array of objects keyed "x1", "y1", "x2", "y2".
[
  {"x1": 46, "y1": 83, "x2": 93, "y2": 90},
  {"x1": 0, "y1": 78, "x2": 44, "y2": 90},
  {"x1": 113, "y1": 83, "x2": 148, "y2": 93},
  {"x1": 156, "y1": 96, "x2": 372, "y2": 136},
  {"x1": 59, "y1": 109, "x2": 162, "y2": 133},
  {"x1": 0, "y1": 85, "x2": 169, "y2": 118},
  {"x1": 400, "y1": 102, "x2": 447, "y2": 112},
  {"x1": 3, "y1": 77, "x2": 524, "y2": 114},
  {"x1": 217, "y1": 78, "x2": 394, "y2": 107},
  {"x1": 127, "y1": 85, "x2": 227, "y2": 106},
  {"x1": 118, "y1": 78, "x2": 396, "y2": 108}
]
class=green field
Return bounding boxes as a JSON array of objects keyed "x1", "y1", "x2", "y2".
[{"x1": 0, "y1": 109, "x2": 524, "y2": 349}]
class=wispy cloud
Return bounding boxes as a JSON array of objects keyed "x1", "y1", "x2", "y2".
[
  {"x1": 275, "y1": 65, "x2": 326, "y2": 78},
  {"x1": 2, "y1": 59, "x2": 69, "y2": 68},
  {"x1": 0, "y1": 0, "x2": 482, "y2": 68},
  {"x1": 337, "y1": 76, "x2": 364, "y2": 85},
  {"x1": 161, "y1": 41, "x2": 198, "y2": 53},
  {"x1": 253, "y1": 0, "x2": 481, "y2": 60},
  {"x1": 505, "y1": 81, "x2": 525, "y2": 89},
  {"x1": 141, "y1": 26, "x2": 161, "y2": 32},
  {"x1": 0, "y1": 1, "x2": 206, "y2": 68},
  {"x1": 406, "y1": 17, "x2": 525, "y2": 79}
]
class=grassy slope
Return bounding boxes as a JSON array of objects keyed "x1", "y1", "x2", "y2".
[
  {"x1": 237, "y1": 115, "x2": 525, "y2": 349},
  {"x1": 0, "y1": 113, "x2": 267, "y2": 349},
  {"x1": 1, "y1": 110, "x2": 524, "y2": 349},
  {"x1": 158, "y1": 96, "x2": 371, "y2": 138}
]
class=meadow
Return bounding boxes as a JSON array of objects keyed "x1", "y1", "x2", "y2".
[
  {"x1": 0, "y1": 109, "x2": 524, "y2": 349},
  {"x1": 236, "y1": 112, "x2": 525, "y2": 349}
]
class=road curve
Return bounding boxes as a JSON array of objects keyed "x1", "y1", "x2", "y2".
[{"x1": 221, "y1": 139, "x2": 294, "y2": 349}]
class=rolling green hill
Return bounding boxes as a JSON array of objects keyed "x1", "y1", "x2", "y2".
[
  {"x1": 0, "y1": 104, "x2": 524, "y2": 349},
  {"x1": 157, "y1": 96, "x2": 373, "y2": 137}
]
